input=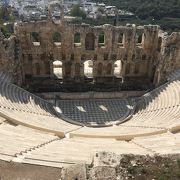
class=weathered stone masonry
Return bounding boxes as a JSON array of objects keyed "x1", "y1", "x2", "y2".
[{"x1": 0, "y1": 2, "x2": 179, "y2": 92}]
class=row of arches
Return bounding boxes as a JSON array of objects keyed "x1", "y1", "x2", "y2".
[
  {"x1": 30, "y1": 31, "x2": 144, "y2": 49},
  {"x1": 52, "y1": 60, "x2": 122, "y2": 79}
]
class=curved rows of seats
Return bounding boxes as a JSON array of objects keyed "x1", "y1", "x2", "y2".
[
  {"x1": 0, "y1": 71, "x2": 12, "y2": 84},
  {"x1": 167, "y1": 69, "x2": 180, "y2": 81},
  {"x1": 124, "y1": 78, "x2": 180, "y2": 128},
  {"x1": 0, "y1": 120, "x2": 59, "y2": 162},
  {"x1": 0, "y1": 82, "x2": 55, "y2": 116},
  {"x1": 1, "y1": 120, "x2": 179, "y2": 167},
  {"x1": 132, "y1": 132, "x2": 180, "y2": 154},
  {"x1": 69, "y1": 75, "x2": 180, "y2": 139},
  {"x1": 0, "y1": 77, "x2": 81, "y2": 137}
]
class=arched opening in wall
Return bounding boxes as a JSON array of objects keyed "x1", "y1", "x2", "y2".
[
  {"x1": 35, "y1": 63, "x2": 40, "y2": 75},
  {"x1": 136, "y1": 32, "x2": 144, "y2": 45},
  {"x1": 52, "y1": 32, "x2": 61, "y2": 46},
  {"x1": 125, "y1": 63, "x2": 130, "y2": 74},
  {"x1": 157, "y1": 37, "x2": 162, "y2": 52},
  {"x1": 30, "y1": 32, "x2": 40, "y2": 46},
  {"x1": 44, "y1": 61, "x2": 50, "y2": 75},
  {"x1": 53, "y1": 60, "x2": 63, "y2": 79},
  {"x1": 84, "y1": 60, "x2": 93, "y2": 78},
  {"x1": 74, "y1": 32, "x2": 81, "y2": 46},
  {"x1": 97, "y1": 63, "x2": 103, "y2": 76},
  {"x1": 134, "y1": 63, "x2": 139, "y2": 74},
  {"x1": 75, "y1": 63, "x2": 80, "y2": 76},
  {"x1": 114, "y1": 60, "x2": 122, "y2": 78},
  {"x1": 106, "y1": 63, "x2": 112, "y2": 75},
  {"x1": 65, "y1": 62, "x2": 71, "y2": 76},
  {"x1": 28, "y1": 54, "x2": 33, "y2": 62},
  {"x1": 118, "y1": 33, "x2": 124, "y2": 46},
  {"x1": 98, "y1": 33, "x2": 105, "y2": 46},
  {"x1": 85, "y1": 33, "x2": 95, "y2": 50}
]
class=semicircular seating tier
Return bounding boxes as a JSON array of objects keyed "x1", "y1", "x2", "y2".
[
  {"x1": 0, "y1": 70, "x2": 180, "y2": 140},
  {"x1": 0, "y1": 71, "x2": 13, "y2": 84},
  {"x1": 0, "y1": 70, "x2": 180, "y2": 167},
  {"x1": 0, "y1": 120, "x2": 179, "y2": 167},
  {"x1": 0, "y1": 73, "x2": 81, "y2": 137},
  {"x1": 70, "y1": 72, "x2": 180, "y2": 139}
]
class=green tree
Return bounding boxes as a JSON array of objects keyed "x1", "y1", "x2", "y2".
[{"x1": 70, "y1": 5, "x2": 86, "y2": 19}]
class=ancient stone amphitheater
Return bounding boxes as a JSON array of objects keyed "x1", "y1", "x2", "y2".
[
  {"x1": 0, "y1": 2, "x2": 180, "y2": 179},
  {"x1": 0, "y1": 68, "x2": 180, "y2": 179}
]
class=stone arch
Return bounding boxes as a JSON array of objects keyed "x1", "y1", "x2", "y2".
[
  {"x1": 85, "y1": 33, "x2": 95, "y2": 50},
  {"x1": 52, "y1": 32, "x2": 61, "y2": 46},
  {"x1": 65, "y1": 62, "x2": 71, "y2": 76},
  {"x1": 30, "y1": 32, "x2": 40, "y2": 46},
  {"x1": 98, "y1": 33, "x2": 105, "y2": 44},
  {"x1": 114, "y1": 60, "x2": 122, "y2": 77},
  {"x1": 75, "y1": 63, "x2": 80, "y2": 76},
  {"x1": 118, "y1": 33, "x2": 124, "y2": 44},
  {"x1": 125, "y1": 63, "x2": 130, "y2": 74},
  {"x1": 97, "y1": 63, "x2": 103, "y2": 75},
  {"x1": 74, "y1": 32, "x2": 81, "y2": 43},
  {"x1": 134, "y1": 63, "x2": 139, "y2": 74},
  {"x1": 84, "y1": 60, "x2": 93, "y2": 78},
  {"x1": 53, "y1": 60, "x2": 63, "y2": 79},
  {"x1": 106, "y1": 63, "x2": 112, "y2": 75},
  {"x1": 35, "y1": 63, "x2": 40, "y2": 75},
  {"x1": 44, "y1": 61, "x2": 50, "y2": 75},
  {"x1": 136, "y1": 32, "x2": 143, "y2": 44}
]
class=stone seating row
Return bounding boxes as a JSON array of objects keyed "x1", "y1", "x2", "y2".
[
  {"x1": 69, "y1": 78, "x2": 180, "y2": 138},
  {"x1": 136, "y1": 78, "x2": 180, "y2": 114},
  {"x1": 0, "y1": 82, "x2": 55, "y2": 116},
  {"x1": 167, "y1": 68, "x2": 180, "y2": 81},
  {"x1": 0, "y1": 122, "x2": 59, "y2": 161},
  {"x1": 0, "y1": 71, "x2": 12, "y2": 84},
  {"x1": 132, "y1": 132, "x2": 180, "y2": 154},
  {"x1": 13, "y1": 132, "x2": 180, "y2": 167}
]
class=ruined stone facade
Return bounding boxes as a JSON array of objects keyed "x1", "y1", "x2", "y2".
[{"x1": 0, "y1": 2, "x2": 180, "y2": 92}]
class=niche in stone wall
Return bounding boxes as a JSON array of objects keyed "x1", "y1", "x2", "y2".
[
  {"x1": 53, "y1": 60, "x2": 62, "y2": 79},
  {"x1": 65, "y1": 62, "x2": 71, "y2": 76},
  {"x1": 74, "y1": 32, "x2": 81, "y2": 47},
  {"x1": 28, "y1": 54, "x2": 33, "y2": 62},
  {"x1": 125, "y1": 63, "x2": 130, "y2": 74},
  {"x1": 136, "y1": 32, "x2": 144, "y2": 45},
  {"x1": 118, "y1": 33, "x2": 124, "y2": 47},
  {"x1": 97, "y1": 63, "x2": 103, "y2": 75},
  {"x1": 98, "y1": 33, "x2": 105, "y2": 47},
  {"x1": 104, "y1": 53, "x2": 109, "y2": 60},
  {"x1": 44, "y1": 61, "x2": 50, "y2": 75},
  {"x1": 134, "y1": 63, "x2": 139, "y2": 74},
  {"x1": 114, "y1": 60, "x2": 122, "y2": 78},
  {"x1": 84, "y1": 60, "x2": 93, "y2": 78},
  {"x1": 52, "y1": 32, "x2": 61, "y2": 46},
  {"x1": 106, "y1": 63, "x2": 112, "y2": 75},
  {"x1": 75, "y1": 63, "x2": 80, "y2": 76},
  {"x1": 35, "y1": 63, "x2": 40, "y2": 75},
  {"x1": 30, "y1": 32, "x2": 40, "y2": 46},
  {"x1": 85, "y1": 33, "x2": 95, "y2": 50}
]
